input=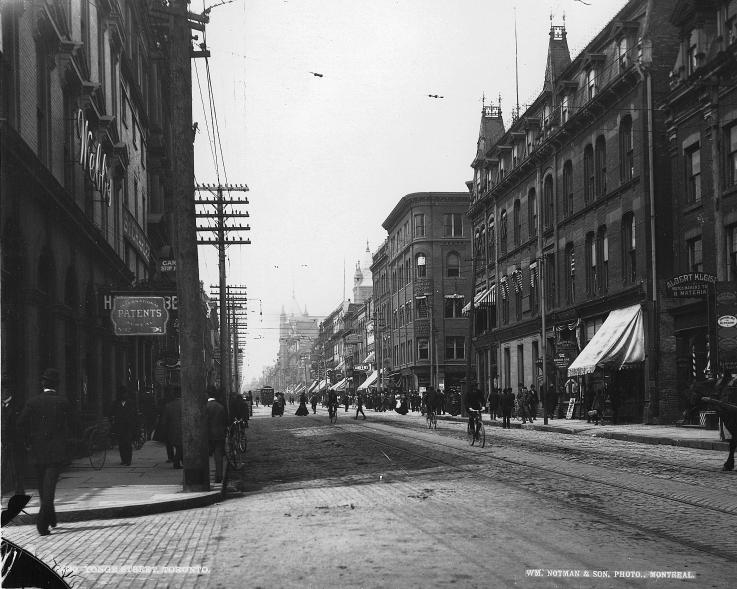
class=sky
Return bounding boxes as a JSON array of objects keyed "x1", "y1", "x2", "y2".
[{"x1": 191, "y1": 0, "x2": 629, "y2": 387}]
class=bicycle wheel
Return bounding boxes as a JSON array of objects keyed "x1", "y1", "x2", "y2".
[
  {"x1": 226, "y1": 437, "x2": 245, "y2": 470},
  {"x1": 237, "y1": 424, "x2": 248, "y2": 453},
  {"x1": 478, "y1": 422, "x2": 486, "y2": 448},
  {"x1": 467, "y1": 422, "x2": 475, "y2": 446},
  {"x1": 88, "y1": 429, "x2": 107, "y2": 470}
]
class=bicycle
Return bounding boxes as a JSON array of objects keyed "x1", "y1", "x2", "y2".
[
  {"x1": 329, "y1": 402, "x2": 339, "y2": 424},
  {"x1": 426, "y1": 408, "x2": 437, "y2": 430},
  {"x1": 85, "y1": 421, "x2": 110, "y2": 470},
  {"x1": 225, "y1": 418, "x2": 247, "y2": 470},
  {"x1": 466, "y1": 409, "x2": 486, "y2": 448},
  {"x1": 133, "y1": 415, "x2": 146, "y2": 450}
]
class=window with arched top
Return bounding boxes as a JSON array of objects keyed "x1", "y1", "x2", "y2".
[
  {"x1": 621, "y1": 212, "x2": 636, "y2": 283},
  {"x1": 500, "y1": 210, "x2": 508, "y2": 255},
  {"x1": 562, "y1": 160, "x2": 573, "y2": 217},
  {"x1": 584, "y1": 144, "x2": 594, "y2": 203},
  {"x1": 528, "y1": 188, "x2": 537, "y2": 238},
  {"x1": 565, "y1": 242, "x2": 576, "y2": 305},
  {"x1": 487, "y1": 216, "x2": 495, "y2": 259},
  {"x1": 446, "y1": 252, "x2": 460, "y2": 278},
  {"x1": 513, "y1": 199, "x2": 521, "y2": 246},
  {"x1": 416, "y1": 253, "x2": 427, "y2": 278},
  {"x1": 543, "y1": 175, "x2": 554, "y2": 230},
  {"x1": 595, "y1": 135, "x2": 607, "y2": 197},
  {"x1": 619, "y1": 116, "x2": 634, "y2": 182}
]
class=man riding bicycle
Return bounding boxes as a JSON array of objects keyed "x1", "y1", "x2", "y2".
[
  {"x1": 423, "y1": 386, "x2": 437, "y2": 417},
  {"x1": 464, "y1": 387, "x2": 485, "y2": 438},
  {"x1": 327, "y1": 389, "x2": 339, "y2": 419}
]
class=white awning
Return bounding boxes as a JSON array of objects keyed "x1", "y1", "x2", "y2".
[
  {"x1": 462, "y1": 284, "x2": 496, "y2": 315},
  {"x1": 362, "y1": 351, "x2": 375, "y2": 364},
  {"x1": 330, "y1": 377, "x2": 348, "y2": 391},
  {"x1": 307, "y1": 380, "x2": 319, "y2": 393},
  {"x1": 567, "y1": 304, "x2": 645, "y2": 377},
  {"x1": 357, "y1": 370, "x2": 379, "y2": 390},
  {"x1": 294, "y1": 383, "x2": 305, "y2": 394}
]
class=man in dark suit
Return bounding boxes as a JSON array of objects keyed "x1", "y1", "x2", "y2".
[
  {"x1": 18, "y1": 368, "x2": 76, "y2": 536},
  {"x1": 110, "y1": 385, "x2": 137, "y2": 466},
  {"x1": 500, "y1": 388, "x2": 515, "y2": 429},
  {"x1": 206, "y1": 388, "x2": 227, "y2": 483}
]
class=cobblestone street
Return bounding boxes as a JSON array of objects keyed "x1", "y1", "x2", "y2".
[{"x1": 3, "y1": 407, "x2": 735, "y2": 588}]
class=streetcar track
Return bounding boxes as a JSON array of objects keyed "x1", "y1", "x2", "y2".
[
  {"x1": 342, "y1": 419, "x2": 737, "y2": 517},
  {"x1": 326, "y1": 419, "x2": 737, "y2": 563}
]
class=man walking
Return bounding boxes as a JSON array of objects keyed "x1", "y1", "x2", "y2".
[
  {"x1": 500, "y1": 387, "x2": 514, "y2": 429},
  {"x1": 110, "y1": 385, "x2": 136, "y2": 466},
  {"x1": 354, "y1": 392, "x2": 366, "y2": 420},
  {"x1": 18, "y1": 368, "x2": 76, "y2": 536},
  {"x1": 206, "y1": 388, "x2": 227, "y2": 483}
]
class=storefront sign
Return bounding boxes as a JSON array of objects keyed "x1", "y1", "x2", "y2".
[
  {"x1": 554, "y1": 352, "x2": 572, "y2": 368},
  {"x1": 111, "y1": 296, "x2": 170, "y2": 336},
  {"x1": 565, "y1": 397, "x2": 576, "y2": 419},
  {"x1": 160, "y1": 259, "x2": 176, "y2": 273},
  {"x1": 717, "y1": 283, "x2": 737, "y2": 371},
  {"x1": 665, "y1": 273, "x2": 716, "y2": 298},
  {"x1": 354, "y1": 363, "x2": 371, "y2": 372},
  {"x1": 75, "y1": 109, "x2": 112, "y2": 205},
  {"x1": 123, "y1": 210, "x2": 152, "y2": 263}
]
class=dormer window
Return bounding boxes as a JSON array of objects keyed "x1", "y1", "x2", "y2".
[
  {"x1": 526, "y1": 129, "x2": 535, "y2": 154},
  {"x1": 512, "y1": 143, "x2": 519, "y2": 167},
  {"x1": 618, "y1": 37, "x2": 629, "y2": 71},
  {"x1": 543, "y1": 103, "x2": 551, "y2": 128},
  {"x1": 687, "y1": 31, "x2": 699, "y2": 75},
  {"x1": 560, "y1": 94, "x2": 569, "y2": 123},
  {"x1": 587, "y1": 68, "x2": 597, "y2": 100}
]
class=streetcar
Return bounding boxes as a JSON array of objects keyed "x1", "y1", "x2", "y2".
[{"x1": 259, "y1": 386, "x2": 275, "y2": 407}]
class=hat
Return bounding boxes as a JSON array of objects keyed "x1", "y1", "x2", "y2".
[{"x1": 41, "y1": 368, "x2": 60, "y2": 387}]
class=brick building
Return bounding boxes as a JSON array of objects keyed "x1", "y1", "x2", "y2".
[
  {"x1": 1, "y1": 1, "x2": 181, "y2": 415},
  {"x1": 372, "y1": 192, "x2": 472, "y2": 394},
  {"x1": 467, "y1": 1, "x2": 680, "y2": 422},
  {"x1": 662, "y1": 0, "x2": 737, "y2": 420}
]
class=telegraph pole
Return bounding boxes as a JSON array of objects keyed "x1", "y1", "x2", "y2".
[
  {"x1": 196, "y1": 185, "x2": 250, "y2": 403},
  {"x1": 168, "y1": 0, "x2": 210, "y2": 491},
  {"x1": 210, "y1": 285, "x2": 248, "y2": 411}
]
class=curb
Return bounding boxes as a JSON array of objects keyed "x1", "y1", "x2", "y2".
[
  {"x1": 434, "y1": 413, "x2": 730, "y2": 452},
  {"x1": 47, "y1": 489, "x2": 224, "y2": 523}
]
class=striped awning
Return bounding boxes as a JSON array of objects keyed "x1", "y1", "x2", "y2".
[{"x1": 462, "y1": 284, "x2": 496, "y2": 315}]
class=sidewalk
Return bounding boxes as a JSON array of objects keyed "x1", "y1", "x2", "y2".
[
  {"x1": 435, "y1": 412, "x2": 731, "y2": 451},
  {"x1": 2, "y1": 440, "x2": 224, "y2": 523}
]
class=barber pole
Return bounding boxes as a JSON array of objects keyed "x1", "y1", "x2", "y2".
[{"x1": 692, "y1": 343, "x2": 696, "y2": 379}]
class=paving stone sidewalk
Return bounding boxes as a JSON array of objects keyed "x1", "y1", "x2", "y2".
[{"x1": 1, "y1": 440, "x2": 223, "y2": 523}]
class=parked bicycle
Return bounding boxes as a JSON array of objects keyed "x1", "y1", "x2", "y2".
[
  {"x1": 225, "y1": 417, "x2": 247, "y2": 470},
  {"x1": 85, "y1": 420, "x2": 111, "y2": 470},
  {"x1": 466, "y1": 409, "x2": 486, "y2": 448}
]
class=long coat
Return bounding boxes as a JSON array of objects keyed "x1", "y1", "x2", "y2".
[
  {"x1": 110, "y1": 400, "x2": 137, "y2": 437},
  {"x1": 206, "y1": 399, "x2": 227, "y2": 441},
  {"x1": 18, "y1": 389, "x2": 75, "y2": 465},
  {"x1": 161, "y1": 398, "x2": 183, "y2": 445}
]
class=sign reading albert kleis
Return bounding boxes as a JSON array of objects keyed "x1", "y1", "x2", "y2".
[
  {"x1": 665, "y1": 273, "x2": 716, "y2": 298},
  {"x1": 111, "y1": 296, "x2": 169, "y2": 336}
]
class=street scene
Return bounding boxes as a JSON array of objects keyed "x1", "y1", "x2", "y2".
[
  {"x1": 3, "y1": 407, "x2": 736, "y2": 587},
  {"x1": 3, "y1": 0, "x2": 737, "y2": 587}
]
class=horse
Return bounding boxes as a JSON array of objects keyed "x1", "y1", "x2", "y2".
[{"x1": 700, "y1": 373, "x2": 737, "y2": 471}]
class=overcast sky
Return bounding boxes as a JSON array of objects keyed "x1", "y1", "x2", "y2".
[{"x1": 192, "y1": 0, "x2": 629, "y2": 387}]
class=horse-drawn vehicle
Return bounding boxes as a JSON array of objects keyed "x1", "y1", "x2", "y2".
[{"x1": 259, "y1": 386, "x2": 275, "y2": 407}]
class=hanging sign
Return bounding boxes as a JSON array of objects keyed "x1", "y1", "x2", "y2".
[
  {"x1": 111, "y1": 296, "x2": 170, "y2": 336},
  {"x1": 717, "y1": 283, "x2": 737, "y2": 371}
]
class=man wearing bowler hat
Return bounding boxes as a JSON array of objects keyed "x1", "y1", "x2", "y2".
[{"x1": 18, "y1": 368, "x2": 76, "y2": 536}]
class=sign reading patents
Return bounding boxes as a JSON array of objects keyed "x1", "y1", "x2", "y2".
[{"x1": 111, "y1": 296, "x2": 169, "y2": 336}]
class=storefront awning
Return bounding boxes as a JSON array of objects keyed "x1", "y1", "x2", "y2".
[
  {"x1": 567, "y1": 304, "x2": 645, "y2": 377},
  {"x1": 307, "y1": 380, "x2": 319, "y2": 393},
  {"x1": 357, "y1": 370, "x2": 379, "y2": 390},
  {"x1": 294, "y1": 383, "x2": 305, "y2": 394},
  {"x1": 330, "y1": 377, "x2": 348, "y2": 391},
  {"x1": 462, "y1": 285, "x2": 496, "y2": 315},
  {"x1": 316, "y1": 379, "x2": 329, "y2": 392},
  {"x1": 362, "y1": 351, "x2": 375, "y2": 364}
]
